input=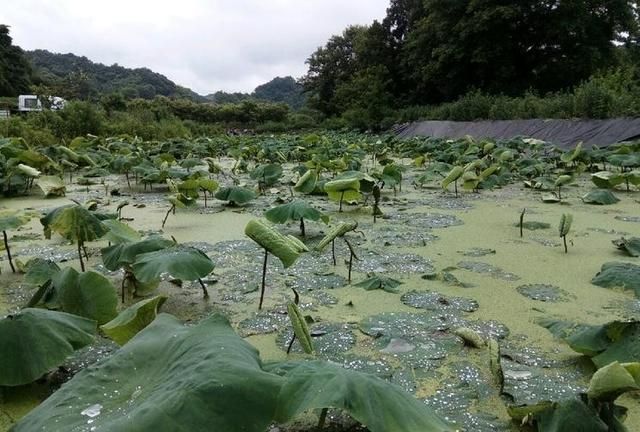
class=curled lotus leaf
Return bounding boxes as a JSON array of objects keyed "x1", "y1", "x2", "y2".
[
  {"x1": 100, "y1": 296, "x2": 168, "y2": 345},
  {"x1": 244, "y1": 219, "x2": 301, "y2": 268},
  {"x1": 315, "y1": 221, "x2": 358, "y2": 251},
  {"x1": 287, "y1": 302, "x2": 314, "y2": 354}
]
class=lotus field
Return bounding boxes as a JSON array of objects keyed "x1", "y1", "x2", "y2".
[{"x1": 0, "y1": 133, "x2": 639, "y2": 431}]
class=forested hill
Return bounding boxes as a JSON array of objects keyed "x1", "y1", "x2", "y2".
[
  {"x1": 26, "y1": 49, "x2": 205, "y2": 101},
  {"x1": 205, "y1": 76, "x2": 306, "y2": 109}
]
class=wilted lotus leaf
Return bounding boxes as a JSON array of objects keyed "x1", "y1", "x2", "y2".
[
  {"x1": 612, "y1": 237, "x2": 640, "y2": 257},
  {"x1": 591, "y1": 261, "x2": 640, "y2": 298},
  {"x1": 36, "y1": 175, "x2": 66, "y2": 197},
  {"x1": 355, "y1": 274, "x2": 403, "y2": 293}
]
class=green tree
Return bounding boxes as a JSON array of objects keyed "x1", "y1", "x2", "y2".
[{"x1": 0, "y1": 24, "x2": 33, "y2": 96}]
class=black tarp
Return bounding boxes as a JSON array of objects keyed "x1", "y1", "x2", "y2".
[{"x1": 394, "y1": 118, "x2": 640, "y2": 149}]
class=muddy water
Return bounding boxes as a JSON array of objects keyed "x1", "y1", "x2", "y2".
[{"x1": 1, "y1": 172, "x2": 639, "y2": 431}]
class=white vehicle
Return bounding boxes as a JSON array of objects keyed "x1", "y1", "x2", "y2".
[{"x1": 17, "y1": 95, "x2": 66, "y2": 112}]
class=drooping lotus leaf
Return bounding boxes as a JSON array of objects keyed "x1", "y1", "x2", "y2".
[
  {"x1": 586, "y1": 361, "x2": 640, "y2": 401},
  {"x1": 267, "y1": 360, "x2": 455, "y2": 432},
  {"x1": 354, "y1": 275, "x2": 403, "y2": 293},
  {"x1": 541, "y1": 193, "x2": 561, "y2": 203},
  {"x1": 132, "y1": 246, "x2": 215, "y2": 284},
  {"x1": 16, "y1": 163, "x2": 41, "y2": 177},
  {"x1": 538, "y1": 318, "x2": 640, "y2": 367},
  {"x1": 36, "y1": 175, "x2": 66, "y2": 197},
  {"x1": 582, "y1": 189, "x2": 620, "y2": 205},
  {"x1": 41, "y1": 204, "x2": 109, "y2": 242},
  {"x1": 591, "y1": 171, "x2": 624, "y2": 189},
  {"x1": 324, "y1": 177, "x2": 360, "y2": 193},
  {"x1": 101, "y1": 236, "x2": 175, "y2": 271},
  {"x1": 315, "y1": 221, "x2": 358, "y2": 251},
  {"x1": 244, "y1": 219, "x2": 301, "y2": 268},
  {"x1": 293, "y1": 169, "x2": 318, "y2": 194},
  {"x1": 591, "y1": 262, "x2": 640, "y2": 298},
  {"x1": 23, "y1": 258, "x2": 60, "y2": 286},
  {"x1": 102, "y1": 219, "x2": 142, "y2": 244},
  {"x1": 12, "y1": 314, "x2": 284, "y2": 432},
  {"x1": 250, "y1": 163, "x2": 283, "y2": 186},
  {"x1": 441, "y1": 166, "x2": 464, "y2": 190},
  {"x1": 326, "y1": 189, "x2": 362, "y2": 204},
  {"x1": 0, "y1": 308, "x2": 96, "y2": 386},
  {"x1": 100, "y1": 295, "x2": 167, "y2": 345},
  {"x1": 612, "y1": 237, "x2": 640, "y2": 257},
  {"x1": 265, "y1": 200, "x2": 329, "y2": 225},
  {"x1": 47, "y1": 268, "x2": 118, "y2": 325},
  {"x1": 560, "y1": 142, "x2": 582, "y2": 163},
  {"x1": 215, "y1": 186, "x2": 257, "y2": 205}
]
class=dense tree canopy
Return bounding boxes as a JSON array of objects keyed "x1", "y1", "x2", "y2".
[
  {"x1": 0, "y1": 25, "x2": 33, "y2": 96},
  {"x1": 302, "y1": 0, "x2": 640, "y2": 120}
]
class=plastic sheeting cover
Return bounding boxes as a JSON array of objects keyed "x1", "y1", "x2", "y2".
[{"x1": 394, "y1": 118, "x2": 640, "y2": 149}]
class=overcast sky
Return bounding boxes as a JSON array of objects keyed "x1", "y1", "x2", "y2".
[{"x1": 1, "y1": 1, "x2": 389, "y2": 95}]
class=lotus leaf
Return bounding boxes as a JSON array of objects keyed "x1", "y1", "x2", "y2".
[
  {"x1": 582, "y1": 189, "x2": 620, "y2": 205},
  {"x1": 612, "y1": 237, "x2": 640, "y2": 257},
  {"x1": 41, "y1": 204, "x2": 109, "y2": 242},
  {"x1": 539, "y1": 318, "x2": 640, "y2": 367},
  {"x1": 244, "y1": 219, "x2": 301, "y2": 268},
  {"x1": 354, "y1": 275, "x2": 403, "y2": 293},
  {"x1": 287, "y1": 302, "x2": 313, "y2": 354},
  {"x1": 324, "y1": 177, "x2": 360, "y2": 193},
  {"x1": 0, "y1": 308, "x2": 96, "y2": 386},
  {"x1": 132, "y1": 246, "x2": 215, "y2": 284},
  {"x1": 558, "y1": 213, "x2": 572, "y2": 237},
  {"x1": 36, "y1": 175, "x2": 66, "y2": 197},
  {"x1": 315, "y1": 221, "x2": 358, "y2": 251},
  {"x1": 591, "y1": 171, "x2": 624, "y2": 189},
  {"x1": 47, "y1": 268, "x2": 118, "y2": 325},
  {"x1": 591, "y1": 262, "x2": 640, "y2": 298},
  {"x1": 586, "y1": 361, "x2": 640, "y2": 401},
  {"x1": 100, "y1": 295, "x2": 167, "y2": 345},
  {"x1": 103, "y1": 219, "x2": 142, "y2": 244},
  {"x1": 101, "y1": 236, "x2": 175, "y2": 271},
  {"x1": 535, "y1": 397, "x2": 609, "y2": 432},
  {"x1": 12, "y1": 314, "x2": 283, "y2": 432},
  {"x1": 23, "y1": 258, "x2": 61, "y2": 286},
  {"x1": 265, "y1": 200, "x2": 329, "y2": 225},
  {"x1": 267, "y1": 360, "x2": 455, "y2": 432},
  {"x1": 215, "y1": 186, "x2": 257, "y2": 205},
  {"x1": 250, "y1": 163, "x2": 283, "y2": 186},
  {"x1": 442, "y1": 166, "x2": 464, "y2": 190},
  {"x1": 293, "y1": 169, "x2": 318, "y2": 194}
]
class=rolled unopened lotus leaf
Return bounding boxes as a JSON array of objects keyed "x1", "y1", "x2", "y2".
[
  {"x1": 441, "y1": 166, "x2": 464, "y2": 189},
  {"x1": 324, "y1": 178, "x2": 360, "y2": 193},
  {"x1": 245, "y1": 219, "x2": 300, "y2": 268},
  {"x1": 286, "y1": 235, "x2": 309, "y2": 253},
  {"x1": 315, "y1": 221, "x2": 358, "y2": 251},
  {"x1": 453, "y1": 327, "x2": 485, "y2": 348},
  {"x1": 100, "y1": 296, "x2": 167, "y2": 345},
  {"x1": 287, "y1": 302, "x2": 313, "y2": 354},
  {"x1": 293, "y1": 169, "x2": 318, "y2": 194}
]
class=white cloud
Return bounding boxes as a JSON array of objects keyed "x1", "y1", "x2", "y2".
[{"x1": 0, "y1": 0, "x2": 389, "y2": 94}]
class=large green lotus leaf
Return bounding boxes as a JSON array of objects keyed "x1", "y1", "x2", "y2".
[
  {"x1": 23, "y1": 258, "x2": 61, "y2": 286},
  {"x1": 100, "y1": 296, "x2": 167, "y2": 345},
  {"x1": 102, "y1": 219, "x2": 142, "y2": 244},
  {"x1": 587, "y1": 361, "x2": 640, "y2": 401},
  {"x1": 12, "y1": 314, "x2": 284, "y2": 432},
  {"x1": 250, "y1": 163, "x2": 283, "y2": 186},
  {"x1": 132, "y1": 246, "x2": 215, "y2": 283},
  {"x1": 354, "y1": 275, "x2": 403, "y2": 293},
  {"x1": 612, "y1": 237, "x2": 640, "y2": 257},
  {"x1": 41, "y1": 204, "x2": 109, "y2": 242},
  {"x1": 324, "y1": 178, "x2": 360, "y2": 193},
  {"x1": 50, "y1": 268, "x2": 118, "y2": 325},
  {"x1": 535, "y1": 398, "x2": 609, "y2": 432},
  {"x1": 591, "y1": 262, "x2": 640, "y2": 298},
  {"x1": 265, "y1": 200, "x2": 328, "y2": 224},
  {"x1": 244, "y1": 219, "x2": 300, "y2": 268},
  {"x1": 0, "y1": 308, "x2": 96, "y2": 386},
  {"x1": 591, "y1": 171, "x2": 624, "y2": 189},
  {"x1": 537, "y1": 318, "x2": 611, "y2": 356},
  {"x1": 582, "y1": 189, "x2": 620, "y2": 205},
  {"x1": 36, "y1": 175, "x2": 66, "y2": 197},
  {"x1": 267, "y1": 360, "x2": 455, "y2": 432},
  {"x1": 591, "y1": 322, "x2": 640, "y2": 368},
  {"x1": 101, "y1": 236, "x2": 175, "y2": 271},
  {"x1": 215, "y1": 186, "x2": 257, "y2": 205},
  {"x1": 0, "y1": 210, "x2": 31, "y2": 232},
  {"x1": 315, "y1": 221, "x2": 358, "y2": 251},
  {"x1": 293, "y1": 169, "x2": 318, "y2": 194}
]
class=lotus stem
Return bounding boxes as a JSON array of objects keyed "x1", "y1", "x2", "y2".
[
  {"x1": 339, "y1": 191, "x2": 344, "y2": 212},
  {"x1": 162, "y1": 204, "x2": 175, "y2": 228},
  {"x1": 3, "y1": 230, "x2": 15, "y2": 273},
  {"x1": 77, "y1": 241, "x2": 85, "y2": 272},
  {"x1": 519, "y1": 208, "x2": 526, "y2": 238},
  {"x1": 121, "y1": 275, "x2": 127, "y2": 303},
  {"x1": 317, "y1": 408, "x2": 328, "y2": 429},
  {"x1": 259, "y1": 249, "x2": 268, "y2": 310},
  {"x1": 331, "y1": 240, "x2": 336, "y2": 266},
  {"x1": 198, "y1": 278, "x2": 209, "y2": 298},
  {"x1": 300, "y1": 218, "x2": 306, "y2": 237},
  {"x1": 125, "y1": 172, "x2": 131, "y2": 189},
  {"x1": 454, "y1": 180, "x2": 458, "y2": 198},
  {"x1": 203, "y1": 190, "x2": 208, "y2": 208},
  {"x1": 563, "y1": 235, "x2": 568, "y2": 253},
  {"x1": 286, "y1": 333, "x2": 297, "y2": 354}
]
